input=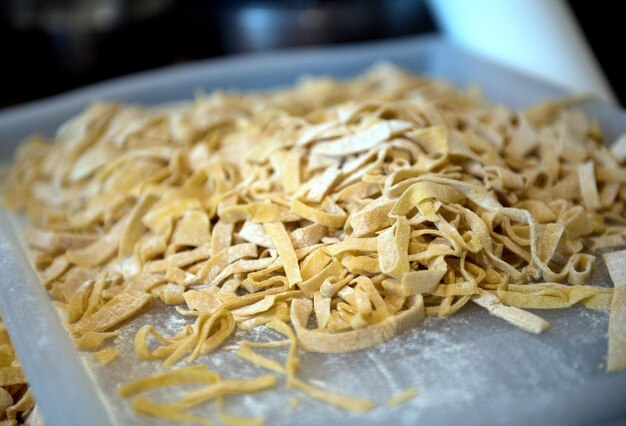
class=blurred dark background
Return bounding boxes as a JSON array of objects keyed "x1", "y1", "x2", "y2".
[
  {"x1": 0, "y1": 0, "x2": 622, "y2": 108},
  {"x1": 0, "y1": 0, "x2": 436, "y2": 108}
]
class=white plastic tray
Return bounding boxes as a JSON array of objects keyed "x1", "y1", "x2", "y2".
[{"x1": 1, "y1": 35, "x2": 626, "y2": 426}]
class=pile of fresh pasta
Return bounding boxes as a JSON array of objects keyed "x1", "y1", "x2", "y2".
[{"x1": 5, "y1": 64, "x2": 626, "y2": 424}]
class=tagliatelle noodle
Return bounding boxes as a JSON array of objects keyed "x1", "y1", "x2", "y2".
[
  {"x1": 5, "y1": 63, "x2": 626, "y2": 424},
  {"x1": 72, "y1": 288, "x2": 153, "y2": 334},
  {"x1": 290, "y1": 296, "x2": 425, "y2": 353},
  {"x1": 121, "y1": 356, "x2": 273, "y2": 424},
  {"x1": 263, "y1": 222, "x2": 302, "y2": 286},
  {"x1": 289, "y1": 378, "x2": 375, "y2": 414},
  {"x1": 118, "y1": 365, "x2": 219, "y2": 397},
  {"x1": 603, "y1": 250, "x2": 626, "y2": 372},
  {"x1": 386, "y1": 388, "x2": 419, "y2": 407},
  {"x1": 472, "y1": 288, "x2": 549, "y2": 334},
  {"x1": 169, "y1": 375, "x2": 277, "y2": 410}
]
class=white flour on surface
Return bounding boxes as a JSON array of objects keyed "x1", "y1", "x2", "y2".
[{"x1": 78, "y1": 295, "x2": 612, "y2": 426}]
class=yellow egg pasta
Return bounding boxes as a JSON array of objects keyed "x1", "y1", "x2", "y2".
[
  {"x1": 5, "y1": 63, "x2": 626, "y2": 424},
  {"x1": 604, "y1": 250, "x2": 626, "y2": 372},
  {"x1": 386, "y1": 388, "x2": 419, "y2": 407}
]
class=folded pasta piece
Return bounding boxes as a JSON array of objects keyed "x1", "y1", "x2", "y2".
[
  {"x1": 194, "y1": 243, "x2": 258, "y2": 283},
  {"x1": 349, "y1": 198, "x2": 395, "y2": 237},
  {"x1": 291, "y1": 199, "x2": 346, "y2": 228},
  {"x1": 578, "y1": 161, "x2": 601, "y2": 211},
  {"x1": 324, "y1": 237, "x2": 378, "y2": 257},
  {"x1": 311, "y1": 120, "x2": 409, "y2": 157},
  {"x1": 239, "y1": 221, "x2": 273, "y2": 248},
  {"x1": 290, "y1": 296, "x2": 424, "y2": 353},
  {"x1": 472, "y1": 289, "x2": 549, "y2": 334},
  {"x1": 385, "y1": 256, "x2": 447, "y2": 297},
  {"x1": 66, "y1": 217, "x2": 128, "y2": 268},
  {"x1": 377, "y1": 217, "x2": 410, "y2": 279},
  {"x1": 73, "y1": 289, "x2": 153, "y2": 334},
  {"x1": 495, "y1": 281, "x2": 611, "y2": 310}
]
